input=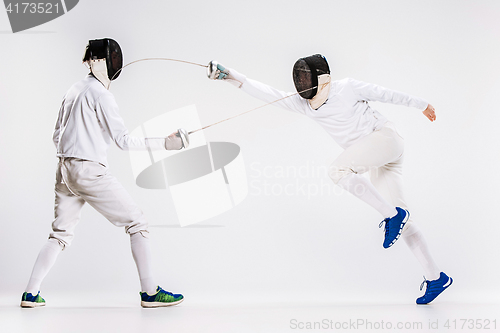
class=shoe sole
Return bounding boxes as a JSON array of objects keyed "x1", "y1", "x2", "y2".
[
  {"x1": 20, "y1": 301, "x2": 46, "y2": 308},
  {"x1": 385, "y1": 209, "x2": 410, "y2": 248},
  {"x1": 141, "y1": 298, "x2": 184, "y2": 308}
]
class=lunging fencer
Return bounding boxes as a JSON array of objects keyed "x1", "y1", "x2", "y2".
[
  {"x1": 208, "y1": 55, "x2": 452, "y2": 304},
  {"x1": 21, "y1": 38, "x2": 189, "y2": 308}
]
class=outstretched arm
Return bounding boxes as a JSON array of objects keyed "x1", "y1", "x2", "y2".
[
  {"x1": 96, "y1": 94, "x2": 189, "y2": 151},
  {"x1": 348, "y1": 78, "x2": 429, "y2": 112},
  {"x1": 207, "y1": 60, "x2": 309, "y2": 115}
]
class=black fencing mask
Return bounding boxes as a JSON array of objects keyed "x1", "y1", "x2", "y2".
[
  {"x1": 292, "y1": 54, "x2": 330, "y2": 99},
  {"x1": 82, "y1": 38, "x2": 123, "y2": 89}
]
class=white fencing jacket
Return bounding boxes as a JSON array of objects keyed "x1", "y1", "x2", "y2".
[
  {"x1": 241, "y1": 77, "x2": 429, "y2": 149},
  {"x1": 53, "y1": 75, "x2": 165, "y2": 166}
]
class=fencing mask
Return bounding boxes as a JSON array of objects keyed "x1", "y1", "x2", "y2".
[
  {"x1": 82, "y1": 38, "x2": 123, "y2": 89},
  {"x1": 292, "y1": 54, "x2": 331, "y2": 109}
]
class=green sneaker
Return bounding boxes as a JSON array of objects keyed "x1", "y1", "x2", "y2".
[
  {"x1": 21, "y1": 292, "x2": 46, "y2": 308},
  {"x1": 140, "y1": 286, "x2": 184, "y2": 308}
]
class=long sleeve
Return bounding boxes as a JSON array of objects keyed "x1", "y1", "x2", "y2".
[
  {"x1": 241, "y1": 78, "x2": 310, "y2": 115},
  {"x1": 347, "y1": 78, "x2": 429, "y2": 111},
  {"x1": 95, "y1": 93, "x2": 166, "y2": 151}
]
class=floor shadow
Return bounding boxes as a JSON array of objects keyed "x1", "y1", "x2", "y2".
[{"x1": 149, "y1": 225, "x2": 225, "y2": 228}]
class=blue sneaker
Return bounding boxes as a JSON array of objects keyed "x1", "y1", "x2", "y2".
[
  {"x1": 379, "y1": 207, "x2": 409, "y2": 248},
  {"x1": 21, "y1": 292, "x2": 46, "y2": 308},
  {"x1": 140, "y1": 286, "x2": 184, "y2": 308},
  {"x1": 416, "y1": 272, "x2": 453, "y2": 304}
]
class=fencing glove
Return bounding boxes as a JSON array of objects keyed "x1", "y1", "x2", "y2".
[
  {"x1": 207, "y1": 60, "x2": 246, "y2": 88},
  {"x1": 165, "y1": 129, "x2": 190, "y2": 150}
]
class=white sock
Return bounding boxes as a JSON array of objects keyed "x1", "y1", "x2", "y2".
[
  {"x1": 25, "y1": 238, "x2": 63, "y2": 294},
  {"x1": 338, "y1": 173, "x2": 398, "y2": 218},
  {"x1": 130, "y1": 232, "x2": 157, "y2": 294},
  {"x1": 402, "y1": 224, "x2": 440, "y2": 281}
]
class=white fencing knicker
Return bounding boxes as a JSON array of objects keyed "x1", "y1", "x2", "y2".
[
  {"x1": 50, "y1": 157, "x2": 149, "y2": 247},
  {"x1": 328, "y1": 122, "x2": 413, "y2": 227}
]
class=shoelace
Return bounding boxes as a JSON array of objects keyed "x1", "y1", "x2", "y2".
[
  {"x1": 159, "y1": 289, "x2": 174, "y2": 296},
  {"x1": 379, "y1": 218, "x2": 390, "y2": 237},
  {"x1": 420, "y1": 276, "x2": 445, "y2": 294},
  {"x1": 420, "y1": 276, "x2": 429, "y2": 291},
  {"x1": 157, "y1": 289, "x2": 181, "y2": 302}
]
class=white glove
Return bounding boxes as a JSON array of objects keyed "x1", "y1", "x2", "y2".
[
  {"x1": 165, "y1": 128, "x2": 190, "y2": 150},
  {"x1": 207, "y1": 60, "x2": 246, "y2": 88}
]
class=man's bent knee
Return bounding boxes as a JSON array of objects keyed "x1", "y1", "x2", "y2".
[{"x1": 329, "y1": 165, "x2": 355, "y2": 185}]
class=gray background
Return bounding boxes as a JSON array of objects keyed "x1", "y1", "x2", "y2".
[{"x1": 0, "y1": 0, "x2": 499, "y2": 306}]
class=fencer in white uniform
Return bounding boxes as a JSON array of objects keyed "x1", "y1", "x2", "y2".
[
  {"x1": 21, "y1": 39, "x2": 187, "y2": 308},
  {"x1": 208, "y1": 55, "x2": 452, "y2": 304}
]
